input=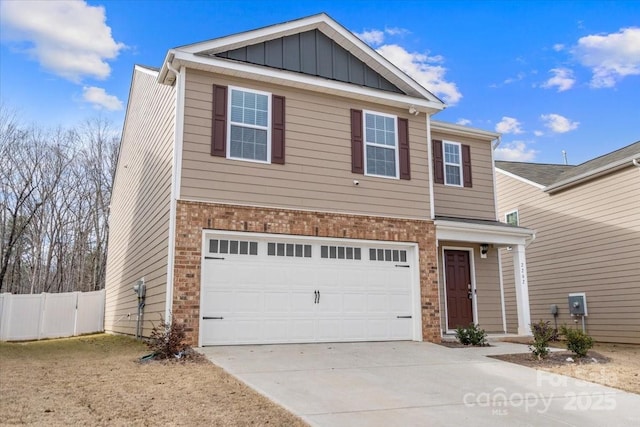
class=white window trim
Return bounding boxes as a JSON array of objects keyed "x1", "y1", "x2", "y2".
[
  {"x1": 363, "y1": 109, "x2": 400, "y2": 179},
  {"x1": 505, "y1": 209, "x2": 519, "y2": 226},
  {"x1": 443, "y1": 140, "x2": 463, "y2": 187},
  {"x1": 226, "y1": 85, "x2": 272, "y2": 164}
]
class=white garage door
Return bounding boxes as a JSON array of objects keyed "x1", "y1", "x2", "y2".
[{"x1": 200, "y1": 232, "x2": 418, "y2": 346}]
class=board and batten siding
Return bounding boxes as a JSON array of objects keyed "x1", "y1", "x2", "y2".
[
  {"x1": 104, "y1": 67, "x2": 175, "y2": 337},
  {"x1": 438, "y1": 242, "x2": 503, "y2": 333},
  {"x1": 496, "y1": 166, "x2": 640, "y2": 344},
  {"x1": 180, "y1": 69, "x2": 431, "y2": 219},
  {"x1": 432, "y1": 131, "x2": 497, "y2": 220}
]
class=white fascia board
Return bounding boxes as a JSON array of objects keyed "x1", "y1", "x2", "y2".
[
  {"x1": 160, "y1": 13, "x2": 444, "y2": 107},
  {"x1": 168, "y1": 52, "x2": 445, "y2": 112},
  {"x1": 435, "y1": 219, "x2": 533, "y2": 246},
  {"x1": 544, "y1": 157, "x2": 637, "y2": 193},
  {"x1": 135, "y1": 65, "x2": 159, "y2": 77},
  {"x1": 495, "y1": 167, "x2": 546, "y2": 190},
  {"x1": 431, "y1": 120, "x2": 500, "y2": 141}
]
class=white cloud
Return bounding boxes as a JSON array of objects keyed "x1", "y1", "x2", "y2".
[
  {"x1": 553, "y1": 43, "x2": 565, "y2": 52},
  {"x1": 457, "y1": 118, "x2": 472, "y2": 126},
  {"x1": 82, "y1": 86, "x2": 123, "y2": 111},
  {"x1": 573, "y1": 27, "x2": 640, "y2": 88},
  {"x1": 495, "y1": 116, "x2": 524, "y2": 134},
  {"x1": 384, "y1": 27, "x2": 410, "y2": 36},
  {"x1": 534, "y1": 130, "x2": 544, "y2": 137},
  {"x1": 0, "y1": 0, "x2": 125, "y2": 82},
  {"x1": 541, "y1": 113, "x2": 579, "y2": 133},
  {"x1": 495, "y1": 141, "x2": 538, "y2": 161},
  {"x1": 355, "y1": 29, "x2": 385, "y2": 46},
  {"x1": 376, "y1": 44, "x2": 462, "y2": 105},
  {"x1": 541, "y1": 68, "x2": 576, "y2": 92}
]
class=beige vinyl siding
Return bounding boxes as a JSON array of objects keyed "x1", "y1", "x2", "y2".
[
  {"x1": 104, "y1": 67, "x2": 175, "y2": 337},
  {"x1": 180, "y1": 69, "x2": 431, "y2": 219},
  {"x1": 438, "y1": 242, "x2": 503, "y2": 333},
  {"x1": 496, "y1": 166, "x2": 640, "y2": 343},
  {"x1": 432, "y1": 131, "x2": 496, "y2": 220}
]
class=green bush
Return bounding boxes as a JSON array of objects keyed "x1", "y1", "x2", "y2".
[
  {"x1": 529, "y1": 320, "x2": 555, "y2": 359},
  {"x1": 455, "y1": 323, "x2": 487, "y2": 346},
  {"x1": 560, "y1": 325, "x2": 594, "y2": 357}
]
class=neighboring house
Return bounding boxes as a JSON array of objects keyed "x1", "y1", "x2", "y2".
[
  {"x1": 496, "y1": 142, "x2": 640, "y2": 344},
  {"x1": 105, "y1": 13, "x2": 534, "y2": 347}
]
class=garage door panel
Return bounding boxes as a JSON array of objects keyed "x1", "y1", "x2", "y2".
[
  {"x1": 201, "y1": 233, "x2": 416, "y2": 345},
  {"x1": 343, "y1": 293, "x2": 367, "y2": 312}
]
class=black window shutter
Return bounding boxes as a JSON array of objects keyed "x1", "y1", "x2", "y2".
[
  {"x1": 398, "y1": 118, "x2": 410, "y2": 180},
  {"x1": 271, "y1": 95, "x2": 285, "y2": 164},
  {"x1": 462, "y1": 144, "x2": 473, "y2": 187},
  {"x1": 211, "y1": 85, "x2": 227, "y2": 157},
  {"x1": 351, "y1": 109, "x2": 364, "y2": 174},
  {"x1": 432, "y1": 140, "x2": 444, "y2": 184}
]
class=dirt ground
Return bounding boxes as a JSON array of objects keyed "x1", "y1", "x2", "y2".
[
  {"x1": 0, "y1": 334, "x2": 307, "y2": 426},
  {"x1": 491, "y1": 342, "x2": 640, "y2": 394}
]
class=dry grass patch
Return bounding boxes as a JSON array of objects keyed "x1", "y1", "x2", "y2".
[{"x1": 0, "y1": 334, "x2": 307, "y2": 426}]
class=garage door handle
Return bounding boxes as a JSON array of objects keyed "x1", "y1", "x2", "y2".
[
  {"x1": 205, "y1": 256, "x2": 225, "y2": 260},
  {"x1": 397, "y1": 315, "x2": 412, "y2": 319},
  {"x1": 314, "y1": 290, "x2": 319, "y2": 304},
  {"x1": 395, "y1": 264, "x2": 410, "y2": 268},
  {"x1": 318, "y1": 290, "x2": 320, "y2": 303},
  {"x1": 203, "y1": 316, "x2": 224, "y2": 320}
]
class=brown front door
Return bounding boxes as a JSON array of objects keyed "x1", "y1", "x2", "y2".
[{"x1": 445, "y1": 250, "x2": 473, "y2": 329}]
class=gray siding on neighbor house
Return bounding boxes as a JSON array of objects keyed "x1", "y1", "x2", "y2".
[
  {"x1": 438, "y1": 242, "x2": 503, "y2": 333},
  {"x1": 180, "y1": 69, "x2": 432, "y2": 219},
  {"x1": 104, "y1": 67, "x2": 175, "y2": 337},
  {"x1": 496, "y1": 166, "x2": 640, "y2": 343},
  {"x1": 432, "y1": 131, "x2": 497, "y2": 220}
]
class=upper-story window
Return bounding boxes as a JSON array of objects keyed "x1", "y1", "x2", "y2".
[
  {"x1": 228, "y1": 87, "x2": 272, "y2": 163},
  {"x1": 364, "y1": 111, "x2": 398, "y2": 178},
  {"x1": 444, "y1": 142, "x2": 462, "y2": 186},
  {"x1": 432, "y1": 139, "x2": 472, "y2": 188},
  {"x1": 505, "y1": 210, "x2": 519, "y2": 226}
]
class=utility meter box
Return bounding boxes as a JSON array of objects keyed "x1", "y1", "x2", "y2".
[
  {"x1": 568, "y1": 292, "x2": 587, "y2": 316},
  {"x1": 133, "y1": 279, "x2": 146, "y2": 298}
]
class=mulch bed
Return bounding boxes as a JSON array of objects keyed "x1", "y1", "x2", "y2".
[{"x1": 490, "y1": 350, "x2": 611, "y2": 367}]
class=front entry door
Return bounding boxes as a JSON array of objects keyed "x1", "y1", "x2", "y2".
[{"x1": 445, "y1": 250, "x2": 473, "y2": 329}]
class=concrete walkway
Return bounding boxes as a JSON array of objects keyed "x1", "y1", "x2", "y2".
[{"x1": 200, "y1": 341, "x2": 640, "y2": 426}]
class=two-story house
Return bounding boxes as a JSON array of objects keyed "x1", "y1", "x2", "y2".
[
  {"x1": 496, "y1": 142, "x2": 640, "y2": 344},
  {"x1": 105, "y1": 13, "x2": 534, "y2": 346}
]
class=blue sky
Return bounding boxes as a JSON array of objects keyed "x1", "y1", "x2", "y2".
[{"x1": 1, "y1": 0, "x2": 638, "y2": 164}]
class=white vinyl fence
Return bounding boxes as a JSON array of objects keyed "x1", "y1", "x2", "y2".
[{"x1": 0, "y1": 290, "x2": 105, "y2": 341}]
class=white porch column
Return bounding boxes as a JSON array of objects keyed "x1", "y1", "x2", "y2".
[{"x1": 512, "y1": 244, "x2": 532, "y2": 335}]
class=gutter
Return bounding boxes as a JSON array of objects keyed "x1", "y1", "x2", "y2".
[
  {"x1": 633, "y1": 158, "x2": 640, "y2": 169},
  {"x1": 545, "y1": 155, "x2": 639, "y2": 193}
]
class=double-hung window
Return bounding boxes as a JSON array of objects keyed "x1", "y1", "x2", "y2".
[
  {"x1": 228, "y1": 86, "x2": 271, "y2": 163},
  {"x1": 364, "y1": 111, "x2": 398, "y2": 178},
  {"x1": 444, "y1": 141, "x2": 463, "y2": 186}
]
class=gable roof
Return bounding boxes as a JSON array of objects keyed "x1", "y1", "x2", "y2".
[
  {"x1": 496, "y1": 140, "x2": 640, "y2": 192},
  {"x1": 158, "y1": 13, "x2": 445, "y2": 113}
]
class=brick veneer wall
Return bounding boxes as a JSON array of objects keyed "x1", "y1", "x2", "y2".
[{"x1": 172, "y1": 200, "x2": 441, "y2": 346}]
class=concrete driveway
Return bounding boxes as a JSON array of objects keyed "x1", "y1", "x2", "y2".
[{"x1": 200, "y1": 341, "x2": 640, "y2": 426}]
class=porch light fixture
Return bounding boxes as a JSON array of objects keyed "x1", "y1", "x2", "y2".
[{"x1": 480, "y1": 243, "x2": 489, "y2": 259}]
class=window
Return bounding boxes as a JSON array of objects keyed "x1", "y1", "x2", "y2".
[
  {"x1": 267, "y1": 242, "x2": 312, "y2": 258},
  {"x1": 364, "y1": 111, "x2": 398, "y2": 178},
  {"x1": 505, "y1": 210, "x2": 519, "y2": 226},
  {"x1": 444, "y1": 142, "x2": 462, "y2": 186},
  {"x1": 320, "y1": 245, "x2": 362, "y2": 260},
  {"x1": 369, "y1": 248, "x2": 407, "y2": 262},
  {"x1": 209, "y1": 239, "x2": 258, "y2": 255},
  {"x1": 432, "y1": 140, "x2": 472, "y2": 187},
  {"x1": 228, "y1": 86, "x2": 271, "y2": 162}
]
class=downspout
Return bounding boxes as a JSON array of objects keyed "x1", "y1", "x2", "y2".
[
  {"x1": 633, "y1": 158, "x2": 640, "y2": 169},
  {"x1": 164, "y1": 60, "x2": 183, "y2": 324},
  {"x1": 491, "y1": 136, "x2": 501, "y2": 221},
  {"x1": 426, "y1": 113, "x2": 435, "y2": 220}
]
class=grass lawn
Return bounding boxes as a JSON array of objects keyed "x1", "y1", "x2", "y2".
[{"x1": 0, "y1": 334, "x2": 306, "y2": 426}]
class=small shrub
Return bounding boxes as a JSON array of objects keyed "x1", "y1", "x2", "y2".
[
  {"x1": 147, "y1": 317, "x2": 189, "y2": 360},
  {"x1": 529, "y1": 320, "x2": 555, "y2": 359},
  {"x1": 560, "y1": 325, "x2": 593, "y2": 358},
  {"x1": 455, "y1": 323, "x2": 487, "y2": 346}
]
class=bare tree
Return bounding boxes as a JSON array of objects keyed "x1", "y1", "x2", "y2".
[{"x1": 0, "y1": 106, "x2": 119, "y2": 294}]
